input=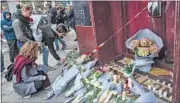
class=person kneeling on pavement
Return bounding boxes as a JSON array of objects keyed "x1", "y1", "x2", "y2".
[{"x1": 12, "y1": 41, "x2": 51, "y2": 98}]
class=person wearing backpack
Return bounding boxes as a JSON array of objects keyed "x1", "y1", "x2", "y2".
[{"x1": 12, "y1": 41, "x2": 50, "y2": 98}]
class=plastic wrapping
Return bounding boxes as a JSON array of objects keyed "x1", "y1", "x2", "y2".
[
  {"x1": 52, "y1": 65, "x2": 79, "y2": 96},
  {"x1": 135, "y1": 91, "x2": 157, "y2": 103},
  {"x1": 126, "y1": 29, "x2": 163, "y2": 72},
  {"x1": 52, "y1": 60, "x2": 97, "y2": 96},
  {"x1": 65, "y1": 59, "x2": 98, "y2": 97},
  {"x1": 126, "y1": 29, "x2": 163, "y2": 58},
  {"x1": 129, "y1": 78, "x2": 146, "y2": 95}
]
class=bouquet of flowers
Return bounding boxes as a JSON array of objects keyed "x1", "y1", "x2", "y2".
[
  {"x1": 126, "y1": 29, "x2": 163, "y2": 58},
  {"x1": 125, "y1": 29, "x2": 163, "y2": 72},
  {"x1": 121, "y1": 64, "x2": 135, "y2": 77},
  {"x1": 131, "y1": 38, "x2": 158, "y2": 57}
]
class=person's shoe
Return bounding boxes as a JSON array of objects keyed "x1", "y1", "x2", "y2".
[
  {"x1": 23, "y1": 94, "x2": 31, "y2": 99},
  {"x1": 44, "y1": 86, "x2": 51, "y2": 90},
  {"x1": 48, "y1": 66, "x2": 56, "y2": 71},
  {"x1": 74, "y1": 38, "x2": 77, "y2": 41},
  {"x1": 61, "y1": 44, "x2": 67, "y2": 50}
]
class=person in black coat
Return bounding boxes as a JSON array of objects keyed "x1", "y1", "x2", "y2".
[
  {"x1": 67, "y1": 6, "x2": 75, "y2": 30},
  {"x1": 37, "y1": 17, "x2": 68, "y2": 63}
]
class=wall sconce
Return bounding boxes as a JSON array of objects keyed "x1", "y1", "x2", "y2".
[{"x1": 148, "y1": 1, "x2": 162, "y2": 17}]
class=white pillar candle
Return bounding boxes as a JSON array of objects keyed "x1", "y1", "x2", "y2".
[
  {"x1": 168, "y1": 84, "x2": 171, "y2": 87},
  {"x1": 163, "y1": 91, "x2": 167, "y2": 97},
  {"x1": 158, "y1": 89, "x2": 163, "y2": 97}
]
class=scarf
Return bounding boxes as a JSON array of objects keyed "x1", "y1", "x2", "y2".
[{"x1": 13, "y1": 55, "x2": 36, "y2": 83}]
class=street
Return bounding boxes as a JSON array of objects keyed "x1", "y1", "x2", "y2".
[{"x1": 1, "y1": 29, "x2": 78, "y2": 102}]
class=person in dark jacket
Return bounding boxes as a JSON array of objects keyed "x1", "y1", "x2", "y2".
[
  {"x1": 67, "y1": 5, "x2": 75, "y2": 30},
  {"x1": 31, "y1": 16, "x2": 68, "y2": 65},
  {"x1": 12, "y1": 5, "x2": 36, "y2": 49},
  {"x1": 46, "y1": 6, "x2": 57, "y2": 24},
  {"x1": 55, "y1": 7, "x2": 67, "y2": 25},
  {"x1": 1, "y1": 10, "x2": 18, "y2": 63}
]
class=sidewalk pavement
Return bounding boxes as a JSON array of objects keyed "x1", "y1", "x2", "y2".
[{"x1": 1, "y1": 29, "x2": 78, "y2": 103}]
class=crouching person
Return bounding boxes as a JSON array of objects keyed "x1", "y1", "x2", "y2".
[{"x1": 12, "y1": 42, "x2": 51, "y2": 98}]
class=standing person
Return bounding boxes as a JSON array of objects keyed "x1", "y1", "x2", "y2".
[
  {"x1": 12, "y1": 41, "x2": 50, "y2": 98},
  {"x1": 1, "y1": 10, "x2": 18, "y2": 63},
  {"x1": 12, "y1": 5, "x2": 35, "y2": 49},
  {"x1": 55, "y1": 6, "x2": 67, "y2": 25},
  {"x1": 67, "y1": 5, "x2": 75, "y2": 30},
  {"x1": 46, "y1": 5, "x2": 57, "y2": 24}
]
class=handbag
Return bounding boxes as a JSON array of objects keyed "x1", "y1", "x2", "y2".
[{"x1": 5, "y1": 64, "x2": 14, "y2": 81}]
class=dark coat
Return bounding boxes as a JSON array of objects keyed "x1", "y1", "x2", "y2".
[
  {"x1": 38, "y1": 17, "x2": 60, "y2": 60},
  {"x1": 46, "y1": 8, "x2": 57, "y2": 24},
  {"x1": 12, "y1": 13, "x2": 35, "y2": 43}
]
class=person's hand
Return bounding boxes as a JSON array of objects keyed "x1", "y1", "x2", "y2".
[
  {"x1": 42, "y1": 76, "x2": 47, "y2": 80},
  {"x1": 57, "y1": 33, "x2": 65, "y2": 37},
  {"x1": 3, "y1": 25, "x2": 9, "y2": 28},
  {"x1": 36, "y1": 42, "x2": 41, "y2": 47},
  {"x1": 60, "y1": 58, "x2": 66, "y2": 63},
  {"x1": 40, "y1": 75, "x2": 47, "y2": 80}
]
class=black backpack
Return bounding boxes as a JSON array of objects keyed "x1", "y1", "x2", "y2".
[{"x1": 5, "y1": 64, "x2": 14, "y2": 81}]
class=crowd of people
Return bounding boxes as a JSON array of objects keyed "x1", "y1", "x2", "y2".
[{"x1": 1, "y1": 3, "x2": 75, "y2": 98}]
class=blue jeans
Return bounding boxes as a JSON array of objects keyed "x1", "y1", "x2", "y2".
[
  {"x1": 42, "y1": 44, "x2": 49, "y2": 66},
  {"x1": 17, "y1": 41, "x2": 23, "y2": 50},
  {"x1": 54, "y1": 39, "x2": 60, "y2": 51},
  {"x1": 54, "y1": 38, "x2": 66, "y2": 51},
  {"x1": 58, "y1": 37, "x2": 66, "y2": 46}
]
